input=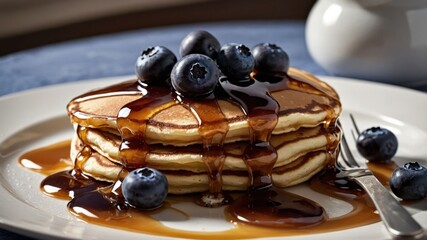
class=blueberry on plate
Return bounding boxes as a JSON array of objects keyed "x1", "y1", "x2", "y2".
[
  {"x1": 122, "y1": 167, "x2": 168, "y2": 209},
  {"x1": 390, "y1": 162, "x2": 427, "y2": 200},
  {"x1": 135, "y1": 46, "x2": 177, "y2": 85},
  {"x1": 356, "y1": 127, "x2": 398, "y2": 163},
  {"x1": 217, "y1": 43, "x2": 255, "y2": 80},
  {"x1": 252, "y1": 43, "x2": 289, "y2": 73},
  {"x1": 179, "y1": 30, "x2": 221, "y2": 59},
  {"x1": 171, "y1": 54, "x2": 220, "y2": 97}
]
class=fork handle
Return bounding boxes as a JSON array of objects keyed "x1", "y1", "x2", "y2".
[{"x1": 354, "y1": 175, "x2": 425, "y2": 239}]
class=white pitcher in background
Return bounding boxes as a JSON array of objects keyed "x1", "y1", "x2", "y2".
[{"x1": 306, "y1": 0, "x2": 427, "y2": 87}]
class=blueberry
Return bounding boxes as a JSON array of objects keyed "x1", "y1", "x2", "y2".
[
  {"x1": 356, "y1": 127, "x2": 398, "y2": 163},
  {"x1": 390, "y1": 162, "x2": 427, "y2": 200},
  {"x1": 171, "y1": 54, "x2": 220, "y2": 97},
  {"x1": 122, "y1": 167, "x2": 168, "y2": 209},
  {"x1": 252, "y1": 43, "x2": 289, "y2": 73},
  {"x1": 217, "y1": 43, "x2": 255, "y2": 79},
  {"x1": 179, "y1": 30, "x2": 221, "y2": 59},
  {"x1": 135, "y1": 46, "x2": 177, "y2": 85}
]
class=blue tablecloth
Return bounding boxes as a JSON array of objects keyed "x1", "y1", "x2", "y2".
[
  {"x1": 0, "y1": 21, "x2": 330, "y2": 97},
  {"x1": 0, "y1": 20, "x2": 425, "y2": 240}
]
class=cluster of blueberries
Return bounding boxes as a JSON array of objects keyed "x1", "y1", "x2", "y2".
[{"x1": 135, "y1": 30, "x2": 289, "y2": 97}]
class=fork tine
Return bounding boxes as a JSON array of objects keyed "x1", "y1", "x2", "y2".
[
  {"x1": 348, "y1": 114, "x2": 363, "y2": 168},
  {"x1": 336, "y1": 158, "x2": 344, "y2": 169},
  {"x1": 341, "y1": 130, "x2": 361, "y2": 168},
  {"x1": 349, "y1": 113, "x2": 361, "y2": 139},
  {"x1": 338, "y1": 118, "x2": 361, "y2": 168},
  {"x1": 337, "y1": 148, "x2": 351, "y2": 169}
]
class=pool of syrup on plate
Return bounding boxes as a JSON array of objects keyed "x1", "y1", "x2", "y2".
[{"x1": 20, "y1": 140, "x2": 391, "y2": 239}]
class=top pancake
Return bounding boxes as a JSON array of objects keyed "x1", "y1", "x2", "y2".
[{"x1": 67, "y1": 68, "x2": 341, "y2": 146}]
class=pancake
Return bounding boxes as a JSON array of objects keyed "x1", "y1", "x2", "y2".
[
  {"x1": 67, "y1": 67, "x2": 342, "y2": 196},
  {"x1": 71, "y1": 134, "x2": 333, "y2": 194},
  {"x1": 67, "y1": 68, "x2": 341, "y2": 146},
  {"x1": 74, "y1": 125, "x2": 338, "y2": 173}
]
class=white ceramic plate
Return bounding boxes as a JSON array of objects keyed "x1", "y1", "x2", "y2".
[{"x1": 1, "y1": 76, "x2": 426, "y2": 240}]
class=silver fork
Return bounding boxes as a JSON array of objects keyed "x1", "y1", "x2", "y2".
[{"x1": 337, "y1": 114, "x2": 424, "y2": 239}]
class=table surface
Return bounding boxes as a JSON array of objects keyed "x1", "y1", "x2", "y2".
[{"x1": 0, "y1": 20, "x2": 426, "y2": 240}]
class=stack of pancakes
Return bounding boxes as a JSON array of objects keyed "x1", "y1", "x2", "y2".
[{"x1": 67, "y1": 68, "x2": 341, "y2": 194}]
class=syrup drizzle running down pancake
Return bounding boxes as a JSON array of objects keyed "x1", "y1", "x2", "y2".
[
  {"x1": 219, "y1": 75, "x2": 280, "y2": 192},
  {"x1": 178, "y1": 94, "x2": 232, "y2": 206}
]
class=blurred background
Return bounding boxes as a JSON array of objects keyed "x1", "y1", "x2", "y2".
[
  {"x1": 0, "y1": 0, "x2": 316, "y2": 55},
  {"x1": 1, "y1": 0, "x2": 426, "y2": 94}
]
